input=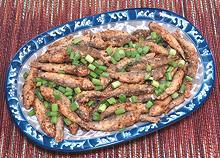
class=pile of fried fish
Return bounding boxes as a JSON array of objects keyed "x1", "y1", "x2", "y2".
[{"x1": 22, "y1": 22, "x2": 198, "y2": 142}]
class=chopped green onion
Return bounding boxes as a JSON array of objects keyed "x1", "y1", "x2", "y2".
[
  {"x1": 74, "y1": 87, "x2": 81, "y2": 94},
  {"x1": 42, "y1": 79, "x2": 48, "y2": 85},
  {"x1": 70, "y1": 52, "x2": 75, "y2": 60},
  {"x1": 51, "y1": 103, "x2": 58, "y2": 112},
  {"x1": 151, "y1": 80, "x2": 160, "y2": 88},
  {"x1": 72, "y1": 38, "x2": 82, "y2": 45},
  {"x1": 166, "y1": 66, "x2": 174, "y2": 72},
  {"x1": 119, "y1": 94, "x2": 126, "y2": 103},
  {"x1": 111, "y1": 57, "x2": 117, "y2": 64},
  {"x1": 92, "y1": 112, "x2": 101, "y2": 121},
  {"x1": 98, "y1": 104, "x2": 107, "y2": 112},
  {"x1": 144, "y1": 73, "x2": 153, "y2": 81},
  {"x1": 146, "y1": 100, "x2": 154, "y2": 108},
  {"x1": 171, "y1": 92, "x2": 179, "y2": 99},
  {"x1": 58, "y1": 70, "x2": 65, "y2": 74},
  {"x1": 146, "y1": 64, "x2": 152, "y2": 72},
  {"x1": 44, "y1": 101, "x2": 50, "y2": 109},
  {"x1": 46, "y1": 111, "x2": 58, "y2": 117},
  {"x1": 48, "y1": 81, "x2": 57, "y2": 88},
  {"x1": 58, "y1": 86, "x2": 66, "y2": 93},
  {"x1": 111, "y1": 81, "x2": 121, "y2": 89},
  {"x1": 67, "y1": 96, "x2": 73, "y2": 100},
  {"x1": 74, "y1": 51, "x2": 81, "y2": 60},
  {"x1": 156, "y1": 35, "x2": 162, "y2": 44},
  {"x1": 112, "y1": 51, "x2": 122, "y2": 61},
  {"x1": 169, "y1": 49, "x2": 177, "y2": 56},
  {"x1": 64, "y1": 91, "x2": 73, "y2": 96},
  {"x1": 90, "y1": 71, "x2": 98, "y2": 78},
  {"x1": 85, "y1": 55, "x2": 94, "y2": 63},
  {"x1": 101, "y1": 72, "x2": 109, "y2": 78},
  {"x1": 125, "y1": 50, "x2": 132, "y2": 57},
  {"x1": 70, "y1": 101, "x2": 79, "y2": 111},
  {"x1": 66, "y1": 47, "x2": 72, "y2": 55},
  {"x1": 168, "y1": 61, "x2": 178, "y2": 68},
  {"x1": 178, "y1": 60, "x2": 186, "y2": 67},
  {"x1": 179, "y1": 84, "x2": 186, "y2": 94},
  {"x1": 66, "y1": 87, "x2": 73, "y2": 93},
  {"x1": 106, "y1": 47, "x2": 112, "y2": 55},
  {"x1": 137, "y1": 47, "x2": 143, "y2": 54},
  {"x1": 142, "y1": 46, "x2": 150, "y2": 54},
  {"x1": 87, "y1": 100, "x2": 95, "y2": 106},
  {"x1": 23, "y1": 72, "x2": 29, "y2": 80},
  {"x1": 35, "y1": 88, "x2": 44, "y2": 101},
  {"x1": 92, "y1": 78, "x2": 102, "y2": 86},
  {"x1": 151, "y1": 32, "x2": 158, "y2": 40},
  {"x1": 88, "y1": 64, "x2": 96, "y2": 71},
  {"x1": 107, "y1": 97, "x2": 117, "y2": 105},
  {"x1": 115, "y1": 108, "x2": 126, "y2": 115},
  {"x1": 129, "y1": 41, "x2": 136, "y2": 48},
  {"x1": 94, "y1": 68, "x2": 103, "y2": 75},
  {"x1": 51, "y1": 116, "x2": 58, "y2": 124},
  {"x1": 155, "y1": 88, "x2": 162, "y2": 96},
  {"x1": 185, "y1": 75, "x2": 193, "y2": 82},
  {"x1": 36, "y1": 81, "x2": 42, "y2": 87},
  {"x1": 95, "y1": 85, "x2": 103, "y2": 91},
  {"x1": 80, "y1": 58, "x2": 87, "y2": 65},
  {"x1": 93, "y1": 61, "x2": 101, "y2": 67},
  {"x1": 98, "y1": 65, "x2": 107, "y2": 71},
  {"x1": 63, "y1": 118, "x2": 72, "y2": 126},
  {"x1": 53, "y1": 90, "x2": 61, "y2": 100},
  {"x1": 130, "y1": 96, "x2": 138, "y2": 103},
  {"x1": 165, "y1": 72, "x2": 172, "y2": 81},
  {"x1": 28, "y1": 109, "x2": 35, "y2": 117}
]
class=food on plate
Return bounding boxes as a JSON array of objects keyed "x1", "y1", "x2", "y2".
[{"x1": 22, "y1": 22, "x2": 199, "y2": 142}]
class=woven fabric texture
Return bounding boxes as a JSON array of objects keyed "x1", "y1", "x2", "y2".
[{"x1": 0, "y1": 0, "x2": 219, "y2": 157}]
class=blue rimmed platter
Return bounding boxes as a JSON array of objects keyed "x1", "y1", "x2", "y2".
[{"x1": 5, "y1": 8, "x2": 215, "y2": 152}]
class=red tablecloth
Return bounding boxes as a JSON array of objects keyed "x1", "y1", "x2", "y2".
[{"x1": 0, "y1": 0, "x2": 219, "y2": 157}]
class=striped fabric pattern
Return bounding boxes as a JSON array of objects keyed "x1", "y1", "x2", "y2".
[{"x1": 0, "y1": 0, "x2": 219, "y2": 157}]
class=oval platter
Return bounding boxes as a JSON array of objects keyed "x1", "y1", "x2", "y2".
[{"x1": 5, "y1": 8, "x2": 215, "y2": 152}]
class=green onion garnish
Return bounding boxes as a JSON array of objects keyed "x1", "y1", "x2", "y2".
[
  {"x1": 44, "y1": 101, "x2": 50, "y2": 109},
  {"x1": 92, "y1": 112, "x2": 101, "y2": 121},
  {"x1": 46, "y1": 111, "x2": 58, "y2": 117},
  {"x1": 92, "y1": 78, "x2": 102, "y2": 86},
  {"x1": 168, "y1": 61, "x2": 178, "y2": 68},
  {"x1": 98, "y1": 65, "x2": 107, "y2": 71},
  {"x1": 101, "y1": 72, "x2": 109, "y2": 78},
  {"x1": 151, "y1": 32, "x2": 158, "y2": 40},
  {"x1": 115, "y1": 108, "x2": 126, "y2": 115},
  {"x1": 70, "y1": 101, "x2": 79, "y2": 111},
  {"x1": 179, "y1": 84, "x2": 186, "y2": 94},
  {"x1": 80, "y1": 58, "x2": 87, "y2": 65},
  {"x1": 178, "y1": 60, "x2": 186, "y2": 67},
  {"x1": 58, "y1": 86, "x2": 66, "y2": 93},
  {"x1": 87, "y1": 100, "x2": 95, "y2": 106},
  {"x1": 35, "y1": 88, "x2": 44, "y2": 101},
  {"x1": 130, "y1": 96, "x2": 138, "y2": 103},
  {"x1": 137, "y1": 47, "x2": 143, "y2": 54},
  {"x1": 144, "y1": 73, "x2": 153, "y2": 81},
  {"x1": 111, "y1": 57, "x2": 117, "y2": 64},
  {"x1": 166, "y1": 66, "x2": 174, "y2": 72},
  {"x1": 48, "y1": 81, "x2": 57, "y2": 88},
  {"x1": 95, "y1": 85, "x2": 103, "y2": 91},
  {"x1": 74, "y1": 87, "x2": 81, "y2": 94},
  {"x1": 169, "y1": 49, "x2": 177, "y2": 56},
  {"x1": 119, "y1": 94, "x2": 126, "y2": 103},
  {"x1": 72, "y1": 38, "x2": 82, "y2": 45},
  {"x1": 106, "y1": 47, "x2": 112, "y2": 55},
  {"x1": 94, "y1": 68, "x2": 103, "y2": 75},
  {"x1": 28, "y1": 109, "x2": 35, "y2": 117},
  {"x1": 146, "y1": 100, "x2": 154, "y2": 108},
  {"x1": 165, "y1": 72, "x2": 172, "y2": 81},
  {"x1": 36, "y1": 82, "x2": 42, "y2": 87},
  {"x1": 64, "y1": 91, "x2": 73, "y2": 96},
  {"x1": 107, "y1": 97, "x2": 117, "y2": 105},
  {"x1": 142, "y1": 46, "x2": 150, "y2": 54},
  {"x1": 23, "y1": 72, "x2": 29, "y2": 80},
  {"x1": 85, "y1": 54, "x2": 94, "y2": 63},
  {"x1": 66, "y1": 47, "x2": 72, "y2": 55},
  {"x1": 185, "y1": 75, "x2": 193, "y2": 82},
  {"x1": 90, "y1": 71, "x2": 98, "y2": 78},
  {"x1": 88, "y1": 64, "x2": 96, "y2": 71},
  {"x1": 66, "y1": 87, "x2": 73, "y2": 93},
  {"x1": 98, "y1": 104, "x2": 107, "y2": 112},
  {"x1": 53, "y1": 90, "x2": 61, "y2": 100},
  {"x1": 67, "y1": 96, "x2": 73, "y2": 100},
  {"x1": 151, "y1": 80, "x2": 160, "y2": 88},
  {"x1": 51, "y1": 103, "x2": 58, "y2": 112},
  {"x1": 171, "y1": 92, "x2": 179, "y2": 99},
  {"x1": 70, "y1": 52, "x2": 75, "y2": 60},
  {"x1": 111, "y1": 81, "x2": 121, "y2": 89},
  {"x1": 63, "y1": 118, "x2": 72, "y2": 126},
  {"x1": 51, "y1": 116, "x2": 58, "y2": 124},
  {"x1": 146, "y1": 64, "x2": 152, "y2": 72}
]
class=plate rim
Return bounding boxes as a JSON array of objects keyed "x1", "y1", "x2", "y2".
[{"x1": 5, "y1": 7, "x2": 216, "y2": 152}]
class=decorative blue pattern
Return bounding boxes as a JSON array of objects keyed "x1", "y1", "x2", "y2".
[{"x1": 5, "y1": 8, "x2": 215, "y2": 152}]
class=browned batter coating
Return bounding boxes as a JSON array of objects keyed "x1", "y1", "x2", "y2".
[
  {"x1": 55, "y1": 116, "x2": 64, "y2": 142},
  {"x1": 22, "y1": 68, "x2": 38, "y2": 109},
  {"x1": 31, "y1": 61, "x2": 90, "y2": 77}
]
